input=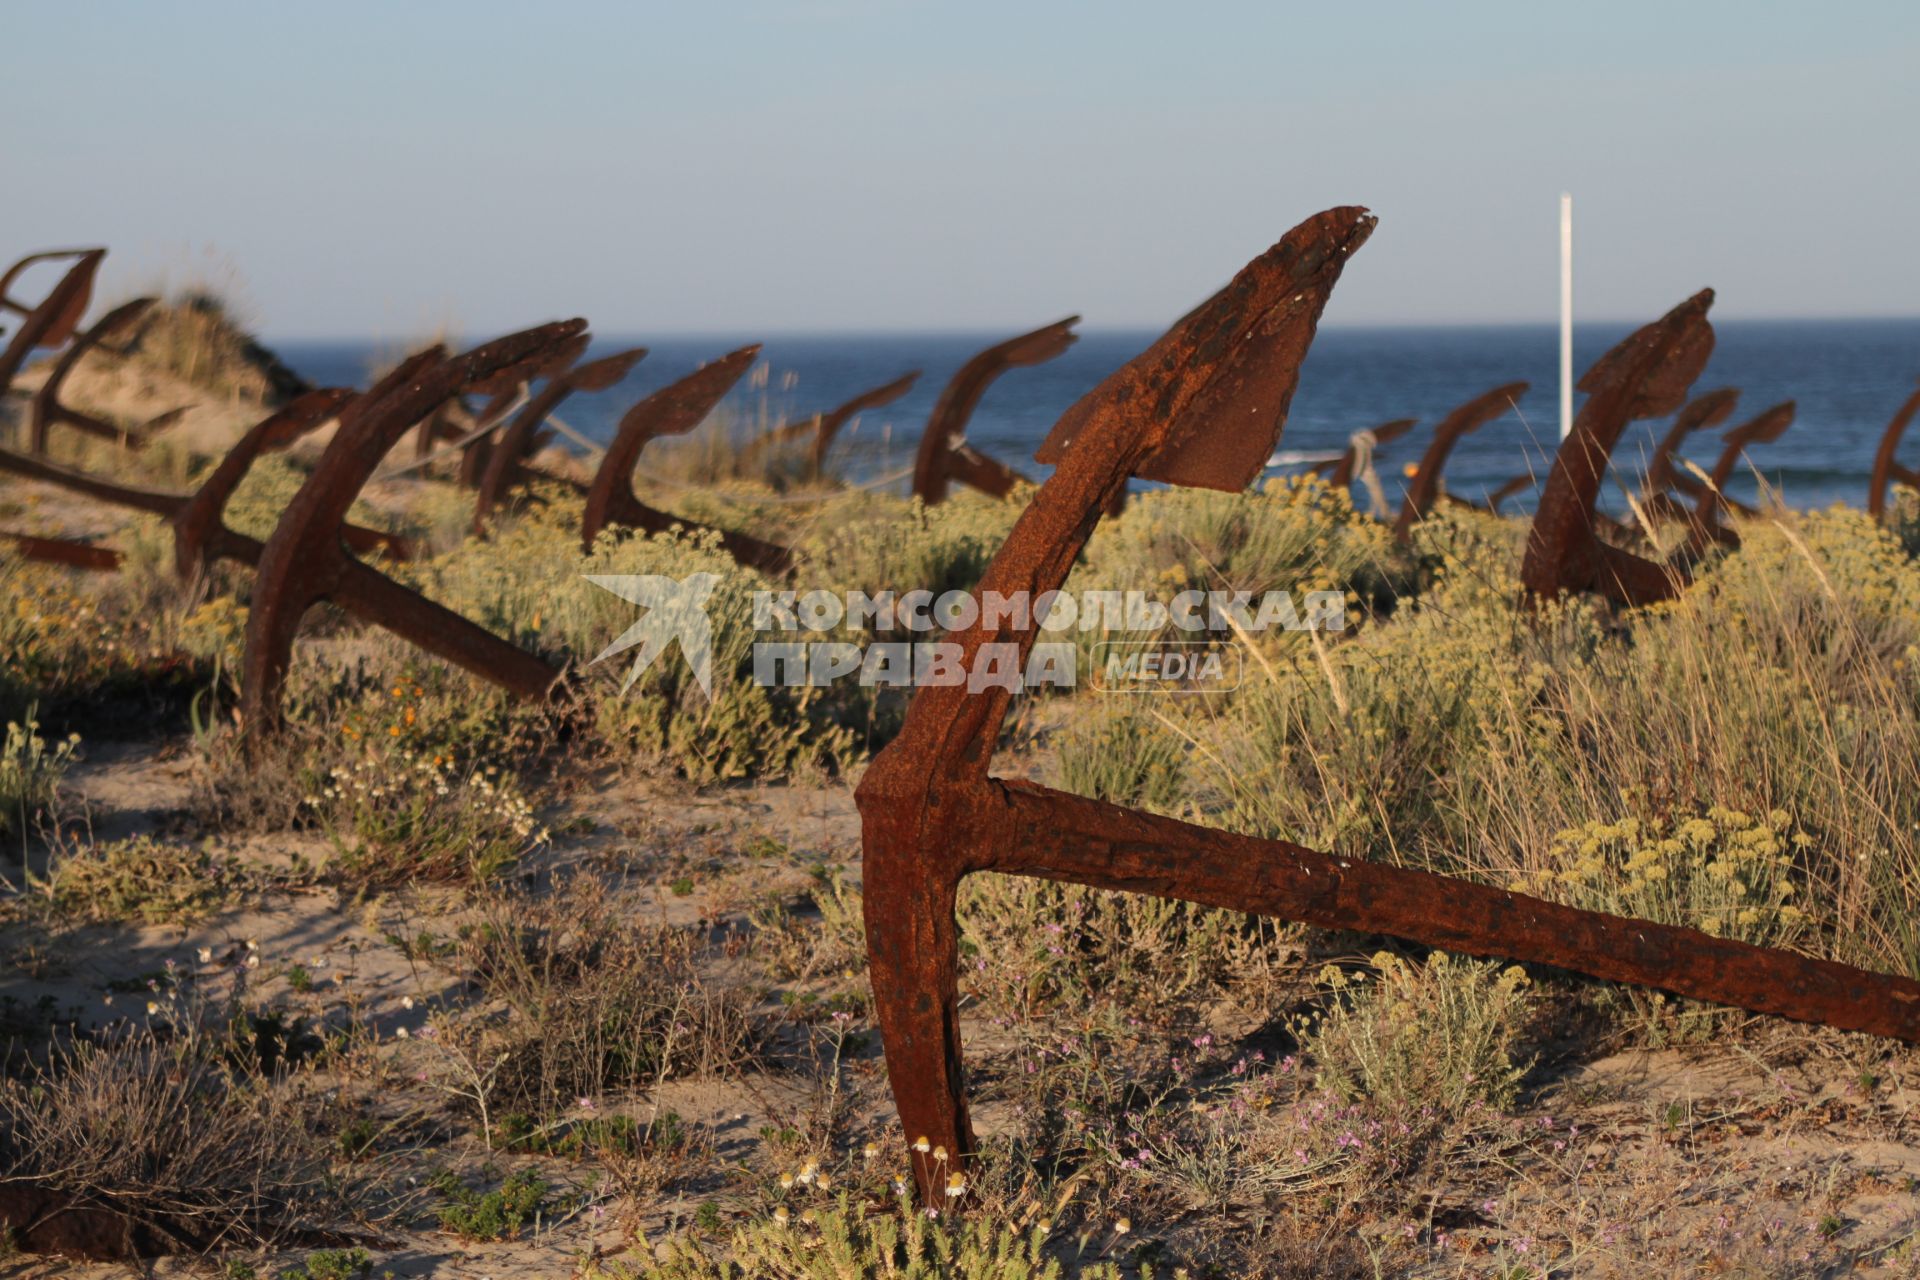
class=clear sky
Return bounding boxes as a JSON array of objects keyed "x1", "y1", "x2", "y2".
[{"x1": 4, "y1": 2, "x2": 1916, "y2": 339}]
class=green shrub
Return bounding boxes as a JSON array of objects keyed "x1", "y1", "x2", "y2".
[
  {"x1": 411, "y1": 511, "x2": 861, "y2": 782},
  {"x1": 277, "y1": 1247, "x2": 372, "y2": 1280},
  {"x1": 960, "y1": 876, "x2": 1289, "y2": 1026},
  {"x1": 1073, "y1": 475, "x2": 1393, "y2": 607},
  {"x1": 435, "y1": 1168, "x2": 547, "y2": 1241}
]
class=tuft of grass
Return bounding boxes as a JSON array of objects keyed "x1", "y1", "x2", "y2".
[
  {"x1": 1296, "y1": 951, "x2": 1533, "y2": 1120},
  {"x1": 126, "y1": 291, "x2": 307, "y2": 405},
  {"x1": 423, "y1": 875, "x2": 759, "y2": 1131},
  {"x1": 1056, "y1": 706, "x2": 1187, "y2": 813},
  {"x1": 304, "y1": 748, "x2": 545, "y2": 887},
  {"x1": 0, "y1": 709, "x2": 77, "y2": 843},
  {"x1": 276, "y1": 1247, "x2": 372, "y2": 1280},
  {"x1": 0, "y1": 1012, "x2": 349, "y2": 1250}
]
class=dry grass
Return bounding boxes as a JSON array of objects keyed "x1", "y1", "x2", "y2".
[
  {"x1": 7, "y1": 464, "x2": 1920, "y2": 1274},
  {"x1": 0, "y1": 1008, "x2": 354, "y2": 1251}
]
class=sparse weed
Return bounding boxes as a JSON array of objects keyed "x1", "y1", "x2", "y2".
[
  {"x1": 424, "y1": 875, "x2": 758, "y2": 1126},
  {"x1": 609, "y1": 1194, "x2": 1146, "y2": 1280},
  {"x1": 1296, "y1": 951, "x2": 1533, "y2": 1119},
  {"x1": 0, "y1": 1011, "x2": 349, "y2": 1249},
  {"x1": 0, "y1": 709, "x2": 78, "y2": 843}
]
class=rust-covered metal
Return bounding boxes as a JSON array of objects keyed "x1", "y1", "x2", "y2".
[
  {"x1": 857, "y1": 215, "x2": 1920, "y2": 1209},
  {"x1": 578, "y1": 348, "x2": 796, "y2": 576},
  {"x1": 1868, "y1": 382, "x2": 1920, "y2": 520},
  {"x1": 0, "y1": 529, "x2": 123, "y2": 571},
  {"x1": 28, "y1": 297, "x2": 190, "y2": 453},
  {"x1": 171, "y1": 387, "x2": 364, "y2": 577},
  {"x1": 0, "y1": 249, "x2": 105, "y2": 395},
  {"x1": 1682, "y1": 400, "x2": 1795, "y2": 551},
  {"x1": 744, "y1": 371, "x2": 922, "y2": 474},
  {"x1": 1642, "y1": 387, "x2": 1740, "y2": 509},
  {"x1": 917, "y1": 319, "x2": 1077, "y2": 503},
  {"x1": 1391, "y1": 383, "x2": 1527, "y2": 541},
  {"x1": 0, "y1": 388, "x2": 394, "y2": 579},
  {"x1": 239, "y1": 326, "x2": 583, "y2": 738},
  {"x1": 1520, "y1": 291, "x2": 1716, "y2": 607},
  {"x1": 472, "y1": 339, "x2": 646, "y2": 532}
]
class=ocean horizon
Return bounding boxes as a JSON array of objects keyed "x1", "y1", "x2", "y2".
[{"x1": 277, "y1": 316, "x2": 1920, "y2": 515}]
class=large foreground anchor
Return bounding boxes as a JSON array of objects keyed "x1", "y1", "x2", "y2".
[
  {"x1": 239, "y1": 325, "x2": 584, "y2": 738},
  {"x1": 857, "y1": 210, "x2": 1920, "y2": 1209},
  {"x1": 912, "y1": 319, "x2": 1078, "y2": 504}
]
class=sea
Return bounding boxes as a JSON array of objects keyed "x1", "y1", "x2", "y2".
[{"x1": 277, "y1": 319, "x2": 1920, "y2": 515}]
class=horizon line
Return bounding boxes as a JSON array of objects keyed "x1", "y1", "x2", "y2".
[{"x1": 259, "y1": 311, "x2": 1920, "y2": 346}]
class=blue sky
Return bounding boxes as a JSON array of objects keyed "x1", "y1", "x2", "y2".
[{"x1": 4, "y1": 2, "x2": 1916, "y2": 338}]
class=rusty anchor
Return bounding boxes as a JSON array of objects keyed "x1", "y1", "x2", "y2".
[
  {"x1": 1391, "y1": 383, "x2": 1528, "y2": 541},
  {"x1": 28, "y1": 297, "x2": 191, "y2": 453},
  {"x1": 239, "y1": 325, "x2": 586, "y2": 738},
  {"x1": 912, "y1": 319, "x2": 1078, "y2": 505},
  {"x1": 0, "y1": 387, "x2": 411, "y2": 582},
  {"x1": 1520, "y1": 291, "x2": 1718, "y2": 607},
  {"x1": 471, "y1": 338, "x2": 647, "y2": 533},
  {"x1": 1678, "y1": 400, "x2": 1795, "y2": 552},
  {"x1": 1868, "y1": 382, "x2": 1920, "y2": 520},
  {"x1": 1636, "y1": 387, "x2": 1741, "y2": 522},
  {"x1": 578, "y1": 347, "x2": 796, "y2": 576},
  {"x1": 0, "y1": 529, "x2": 124, "y2": 571},
  {"x1": 0, "y1": 249, "x2": 105, "y2": 399},
  {"x1": 856, "y1": 212, "x2": 1920, "y2": 1208}
]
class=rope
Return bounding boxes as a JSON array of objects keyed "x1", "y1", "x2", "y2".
[
  {"x1": 370, "y1": 389, "x2": 530, "y2": 482},
  {"x1": 1349, "y1": 429, "x2": 1391, "y2": 519},
  {"x1": 541, "y1": 411, "x2": 606, "y2": 458}
]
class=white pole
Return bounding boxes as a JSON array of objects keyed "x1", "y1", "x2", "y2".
[{"x1": 1559, "y1": 192, "x2": 1573, "y2": 440}]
